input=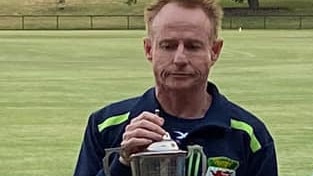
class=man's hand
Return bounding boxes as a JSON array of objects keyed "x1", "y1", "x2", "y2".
[{"x1": 119, "y1": 111, "x2": 166, "y2": 165}]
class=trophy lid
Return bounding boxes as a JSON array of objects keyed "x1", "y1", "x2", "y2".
[
  {"x1": 147, "y1": 132, "x2": 179, "y2": 151},
  {"x1": 130, "y1": 132, "x2": 187, "y2": 158}
]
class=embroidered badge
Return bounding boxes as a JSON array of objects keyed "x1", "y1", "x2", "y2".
[{"x1": 206, "y1": 157, "x2": 239, "y2": 176}]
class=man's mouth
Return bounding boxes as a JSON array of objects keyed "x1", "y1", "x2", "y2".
[{"x1": 170, "y1": 72, "x2": 193, "y2": 77}]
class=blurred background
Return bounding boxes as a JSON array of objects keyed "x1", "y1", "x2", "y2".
[{"x1": 0, "y1": 0, "x2": 313, "y2": 30}]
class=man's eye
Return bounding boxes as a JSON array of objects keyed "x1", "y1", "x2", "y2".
[
  {"x1": 159, "y1": 42, "x2": 177, "y2": 50},
  {"x1": 185, "y1": 43, "x2": 202, "y2": 51}
]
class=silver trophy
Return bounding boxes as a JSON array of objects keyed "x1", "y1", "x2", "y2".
[{"x1": 103, "y1": 133, "x2": 207, "y2": 176}]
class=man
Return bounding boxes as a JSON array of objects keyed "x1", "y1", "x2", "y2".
[{"x1": 74, "y1": 0, "x2": 278, "y2": 175}]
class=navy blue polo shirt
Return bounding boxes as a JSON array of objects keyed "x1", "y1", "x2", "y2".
[{"x1": 74, "y1": 82, "x2": 277, "y2": 176}]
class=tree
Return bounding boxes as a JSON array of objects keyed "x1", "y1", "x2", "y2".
[
  {"x1": 247, "y1": 0, "x2": 259, "y2": 10},
  {"x1": 231, "y1": 0, "x2": 259, "y2": 10},
  {"x1": 57, "y1": 0, "x2": 66, "y2": 10}
]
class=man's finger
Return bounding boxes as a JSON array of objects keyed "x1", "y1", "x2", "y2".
[
  {"x1": 131, "y1": 111, "x2": 164, "y2": 126},
  {"x1": 126, "y1": 119, "x2": 166, "y2": 135},
  {"x1": 123, "y1": 128, "x2": 164, "y2": 141}
]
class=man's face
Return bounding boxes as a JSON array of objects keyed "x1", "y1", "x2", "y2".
[{"x1": 144, "y1": 2, "x2": 223, "y2": 90}]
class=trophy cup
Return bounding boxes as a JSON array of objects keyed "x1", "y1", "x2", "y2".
[{"x1": 103, "y1": 133, "x2": 207, "y2": 176}]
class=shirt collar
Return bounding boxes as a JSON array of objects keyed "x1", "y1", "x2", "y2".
[
  {"x1": 203, "y1": 82, "x2": 231, "y2": 129},
  {"x1": 128, "y1": 82, "x2": 231, "y2": 129}
]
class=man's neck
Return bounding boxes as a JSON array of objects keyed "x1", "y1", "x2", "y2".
[{"x1": 156, "y1": 86, "x2": 212, "y2": 119}]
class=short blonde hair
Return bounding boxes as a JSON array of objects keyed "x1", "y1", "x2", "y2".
[{"x1": 144, "y1": 0, "x2": 223, "y2": 40}]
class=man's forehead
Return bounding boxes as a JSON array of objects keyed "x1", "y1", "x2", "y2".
[
  {"x1": 151, "y1": 12, "x2": 211, "y2": 30},
  {"x1": 153, "y1": 22, "x2": 207, "y2": 30},
  {"x1": 150, "y1": 2, "x2": 212, "y2": 34},
  {"x1": 151, "y1": 23, "x2": 210, "y2": 38}
]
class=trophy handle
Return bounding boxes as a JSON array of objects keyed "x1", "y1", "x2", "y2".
[
  {"x1": 103, "y1": 147, "x2": 121, "y2": 176},
  {"x1": 187, "y1": 145, "x2": 207, "y2": 176}
]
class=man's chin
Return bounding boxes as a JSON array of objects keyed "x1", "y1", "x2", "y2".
[{"x1": 163, "y1": 80, "x2": 197, "y2": 90}]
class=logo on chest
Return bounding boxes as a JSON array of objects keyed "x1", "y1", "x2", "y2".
[{"x1": 206, "y1": 157, "x2": 239, "y2": 176}]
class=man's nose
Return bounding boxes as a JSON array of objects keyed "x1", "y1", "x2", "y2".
[{"x1": 173, "y1": 42, "x2": 188, "y2": 66}]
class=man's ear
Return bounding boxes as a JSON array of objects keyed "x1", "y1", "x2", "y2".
[
  {"x1": 143, "y1": 37, "x2": 152, "y2": 62},
  {"x1": 211, "y1": 39, "x2": 223, "y2": 62}
]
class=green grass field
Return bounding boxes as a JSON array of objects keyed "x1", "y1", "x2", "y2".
[{"x1": 0, "y1": 30, "x2": 312, "y2": 176}]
